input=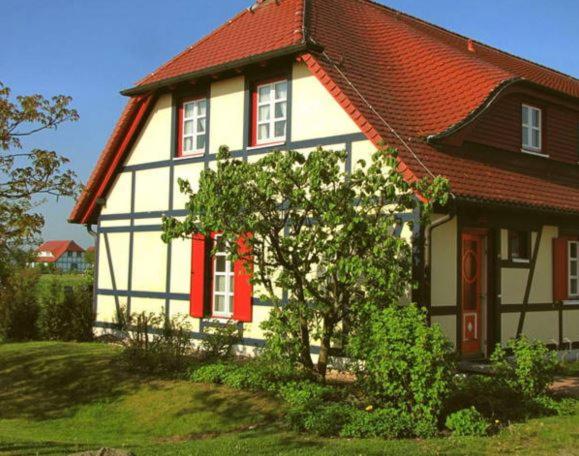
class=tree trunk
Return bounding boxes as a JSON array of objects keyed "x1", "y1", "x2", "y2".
[
  {"x1": 316, "y1": 318, "x2": 334, "y2": 378},
  {"x1": 298, "y1": 317, "x2": 315, "y2": 371}
]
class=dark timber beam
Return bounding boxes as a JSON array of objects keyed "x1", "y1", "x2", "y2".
[{"x1": 516, "y1": 226, "x2": 543, "y2": 337}]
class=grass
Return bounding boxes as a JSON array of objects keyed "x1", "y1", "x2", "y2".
[{"x1": 0, "y1": 342, "x2": 577, "y2": 455}]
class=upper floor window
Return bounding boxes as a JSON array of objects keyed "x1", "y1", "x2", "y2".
[
  {"x1": 252, "y1": 79, "x2": 287, "y2": 146},
  {"x1": 521, "y1": 104, "x2": 542, "y2": 152},
  {"x1": 178, "y1": 97, "x2": 207, "y2": 157},
  {"x1": 570, "y1": 241, "x2": 578, "y2": 298}
]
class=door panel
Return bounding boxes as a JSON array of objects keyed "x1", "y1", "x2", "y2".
[{"x1": 461, "y1": 233, "x2": 484, "y2": 355}]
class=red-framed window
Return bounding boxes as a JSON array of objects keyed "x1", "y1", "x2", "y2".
[
  {"x1": 177, "y1": 96, "x2": 207, "y2": 157},
  {"x1": 189, "y1": 233, "x2": 253, "y2": 321},
  {"x1": 251, "y1": 78, "x2": 288, "y2": 146},
  {"x1": 553, "y1": 236, "x2": 579, "y2": 302}
]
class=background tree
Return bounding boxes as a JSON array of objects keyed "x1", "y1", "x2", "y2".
[
  {"x1": 0, "y1": 82, "x2": 80, "y2": 252},
  {"x1": 163, "y1": 146, "x2": 449, "y2": 377}
]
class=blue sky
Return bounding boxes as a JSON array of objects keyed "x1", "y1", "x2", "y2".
[{"x1": 1, "y1": 0, "x2": 578, "y2": 248}]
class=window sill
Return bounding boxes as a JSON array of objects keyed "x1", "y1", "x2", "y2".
[
  {"x1": 175, "y1": 151, "x2": 205, "y2": 160},
  {"x1": 521, "y1": 148, "x2": 548, "y2": 158},
  {"x1": 511, "y1": 258, "x2": 530, "y2": 264},
  {"x1": 247, "y1": 141, "x2": 286, "y2": 151},
  {"x1": 564, "y1": 299, "x2": 579, "y2": 305}
]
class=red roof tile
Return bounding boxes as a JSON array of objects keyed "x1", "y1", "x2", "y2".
[
  {"x1": 69, "y1": 0, "x2": 579, "y2": 223},
  {"x1": 36, "y1": 240, "x2": 85, "y2": 263}
]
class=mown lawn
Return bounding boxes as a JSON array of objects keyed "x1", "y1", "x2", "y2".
[{"x1": 0, "y1": 342, "x2": 577, "y2": 455}]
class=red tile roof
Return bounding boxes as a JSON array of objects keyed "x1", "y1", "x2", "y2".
[
  {"x1": 69, "y1": 0, "x2": 579, "y2": 223},
  {"x1": 36, "y1": 240, "x2": 85, "y2": 263}
]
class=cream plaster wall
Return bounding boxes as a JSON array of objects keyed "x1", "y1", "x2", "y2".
[
  {"x1": 431, "y1": 315, "x2": 457, "y2": 347},
  {"x1": 134, "y1": 168, "x2": 170, "y2": 213},
  {"x1": 125, "y1": 94, "x2": 173, "y2": 166},
  {"x1": 430, "y1": 215, "x2": 457, "y2": 307},
  {"x1": 209, "y1": 76, "x2": 245, "y2": 153},
  {"x1": 97, "y1": 232, "x2": 130, "y2": 290},
  {"x1": 100, "y1": 172, "x2": 132, "y2": 215},
  {"x1": 169, "y1": 237, "x2": 192, "y2": 295},
  {"x1": 291, "y1": 62, "x2": 359, "y2": 141},
  {"x1": 131, "y1": 231, "x2": 167, "y2": 293}
]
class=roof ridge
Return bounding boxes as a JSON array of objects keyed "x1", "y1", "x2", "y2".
[{"x1": 359, "y1": 0, "x2": 579, "y2": 84}]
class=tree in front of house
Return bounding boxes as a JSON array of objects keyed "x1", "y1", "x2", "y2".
[{"x1": 163, "y1": 146, "x2": 449, "y2": 377}]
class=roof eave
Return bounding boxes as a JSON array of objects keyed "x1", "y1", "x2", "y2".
[{"x1": 121, "y1": 42, "x2": 321, "y2": 97}]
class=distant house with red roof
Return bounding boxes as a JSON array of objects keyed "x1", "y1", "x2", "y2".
[
  {"x1": 34, "y1": 240, "x2": 89, "y2": 272},
  {"x1": 68, "y1": 0, "x2": 578, "y2": 358}
]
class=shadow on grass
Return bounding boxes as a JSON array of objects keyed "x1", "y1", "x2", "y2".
[
  {"x1": 0, "y1": 440, "x2": 99, "y2": 455},
  {"x1": 0, "y1": 342, "x2": 140, "y2": 421}
]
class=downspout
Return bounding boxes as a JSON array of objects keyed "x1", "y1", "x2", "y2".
[{"x1": 86, "y1": 223, "x2": 97, "y2": 239}]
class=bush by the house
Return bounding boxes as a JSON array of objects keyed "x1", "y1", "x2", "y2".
[
  {"x1": 347, "y1": 304, "x2": 456, "y2": 437},
  {"x1": 0, "y1": 267, "x2": 40, "y2": 341},
  {"x1": 118, "y1": 309, "x2": 192, "y2": 374},
  {"x1": 198, "y1": 321, "x2": 241, "y2": 360},
  {"x1": 445, "y1": 407, "x2": 489, "y2": 437},
  {"x1": 491, "y1": 336, "x2": 559, "y2": 399}
]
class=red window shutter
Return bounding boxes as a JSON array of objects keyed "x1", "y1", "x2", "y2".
[
  {"x1": 233, "y1": 234, "x2": 253, "y2": 322},
  {"x1": 552, "y1": 237, "x2": 568, "y2": 302},
  {"x1": 190, "y1": 233, "x2": 207, "y2": 318}
]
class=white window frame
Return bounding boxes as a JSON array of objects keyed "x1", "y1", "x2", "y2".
[
  {"x1": 521, "y1": 104, "x2": 542, "y2": 153},
  {"x1": 212, "y1": 236, "x2": 234, "y2": 318},
  {"x1": 181, "y1": 98, "x2": 207, "y2": 156},
  {"x1": 569, "y1": 240, "x2": 579, "y2": 298},
  {"x1": 255, "y1": 80, "x2": 287, "y2": 145}
]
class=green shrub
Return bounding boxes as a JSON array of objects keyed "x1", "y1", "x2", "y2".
[
  {"x1": 530, "y1": 395, "x2": 576, "y2": 417},
  {"x1": 36, "y1": 275, "x2": 94, "y2": 341},
  {"x1": 301, "y1": 403, "x2": 354, "y2": 436},
  {"x1": 340, "y1": 407, "x2": 414, "y2": 439},
  {"x1": 445, "y1": 407, "x2": 489, "y2": 437},
  {"x1": 491, "y1": 337, "x2": 559, "y2": 398},
  {"x1": 446, "y1": 374, "x2": 522, "y2": 422},
  {"x1": 0, "y1": 267, "x2": 39, "y2": 341},
  {"x1": 277, "y1": 381, "x2": 343, "y2": 433},
  {"x1": 119, "y1": 310, "x2": 192, "y2": 374},
  {"x1": 199, "y1": 321, "x2": 241, "y2": 360},
  {"x1": 347, "y1": 304, "x2": 455, "y2": 437},
  {"x1": 190, "y1": 362, "x2": 235, "y2": 384}
]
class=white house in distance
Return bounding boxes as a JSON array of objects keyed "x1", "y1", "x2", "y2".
[
  {"x1": 34, "y1": 240, "x2": 89, "y2": 273},
  {"x1": 69, "y1": 0, "x2": 579, "y2": 359}
]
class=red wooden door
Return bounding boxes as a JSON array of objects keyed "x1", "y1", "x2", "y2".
[{"x1": 461, "y1": 233, "x2": 484, "y2": 355}]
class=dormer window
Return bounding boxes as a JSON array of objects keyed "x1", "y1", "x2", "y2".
[{"x1": 521, "y1": 104, "x2": 542, "y2": 153}]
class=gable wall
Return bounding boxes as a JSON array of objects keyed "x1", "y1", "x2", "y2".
[{"x1": 93, "y1": 61, "x2": 419, "y2": 355}]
